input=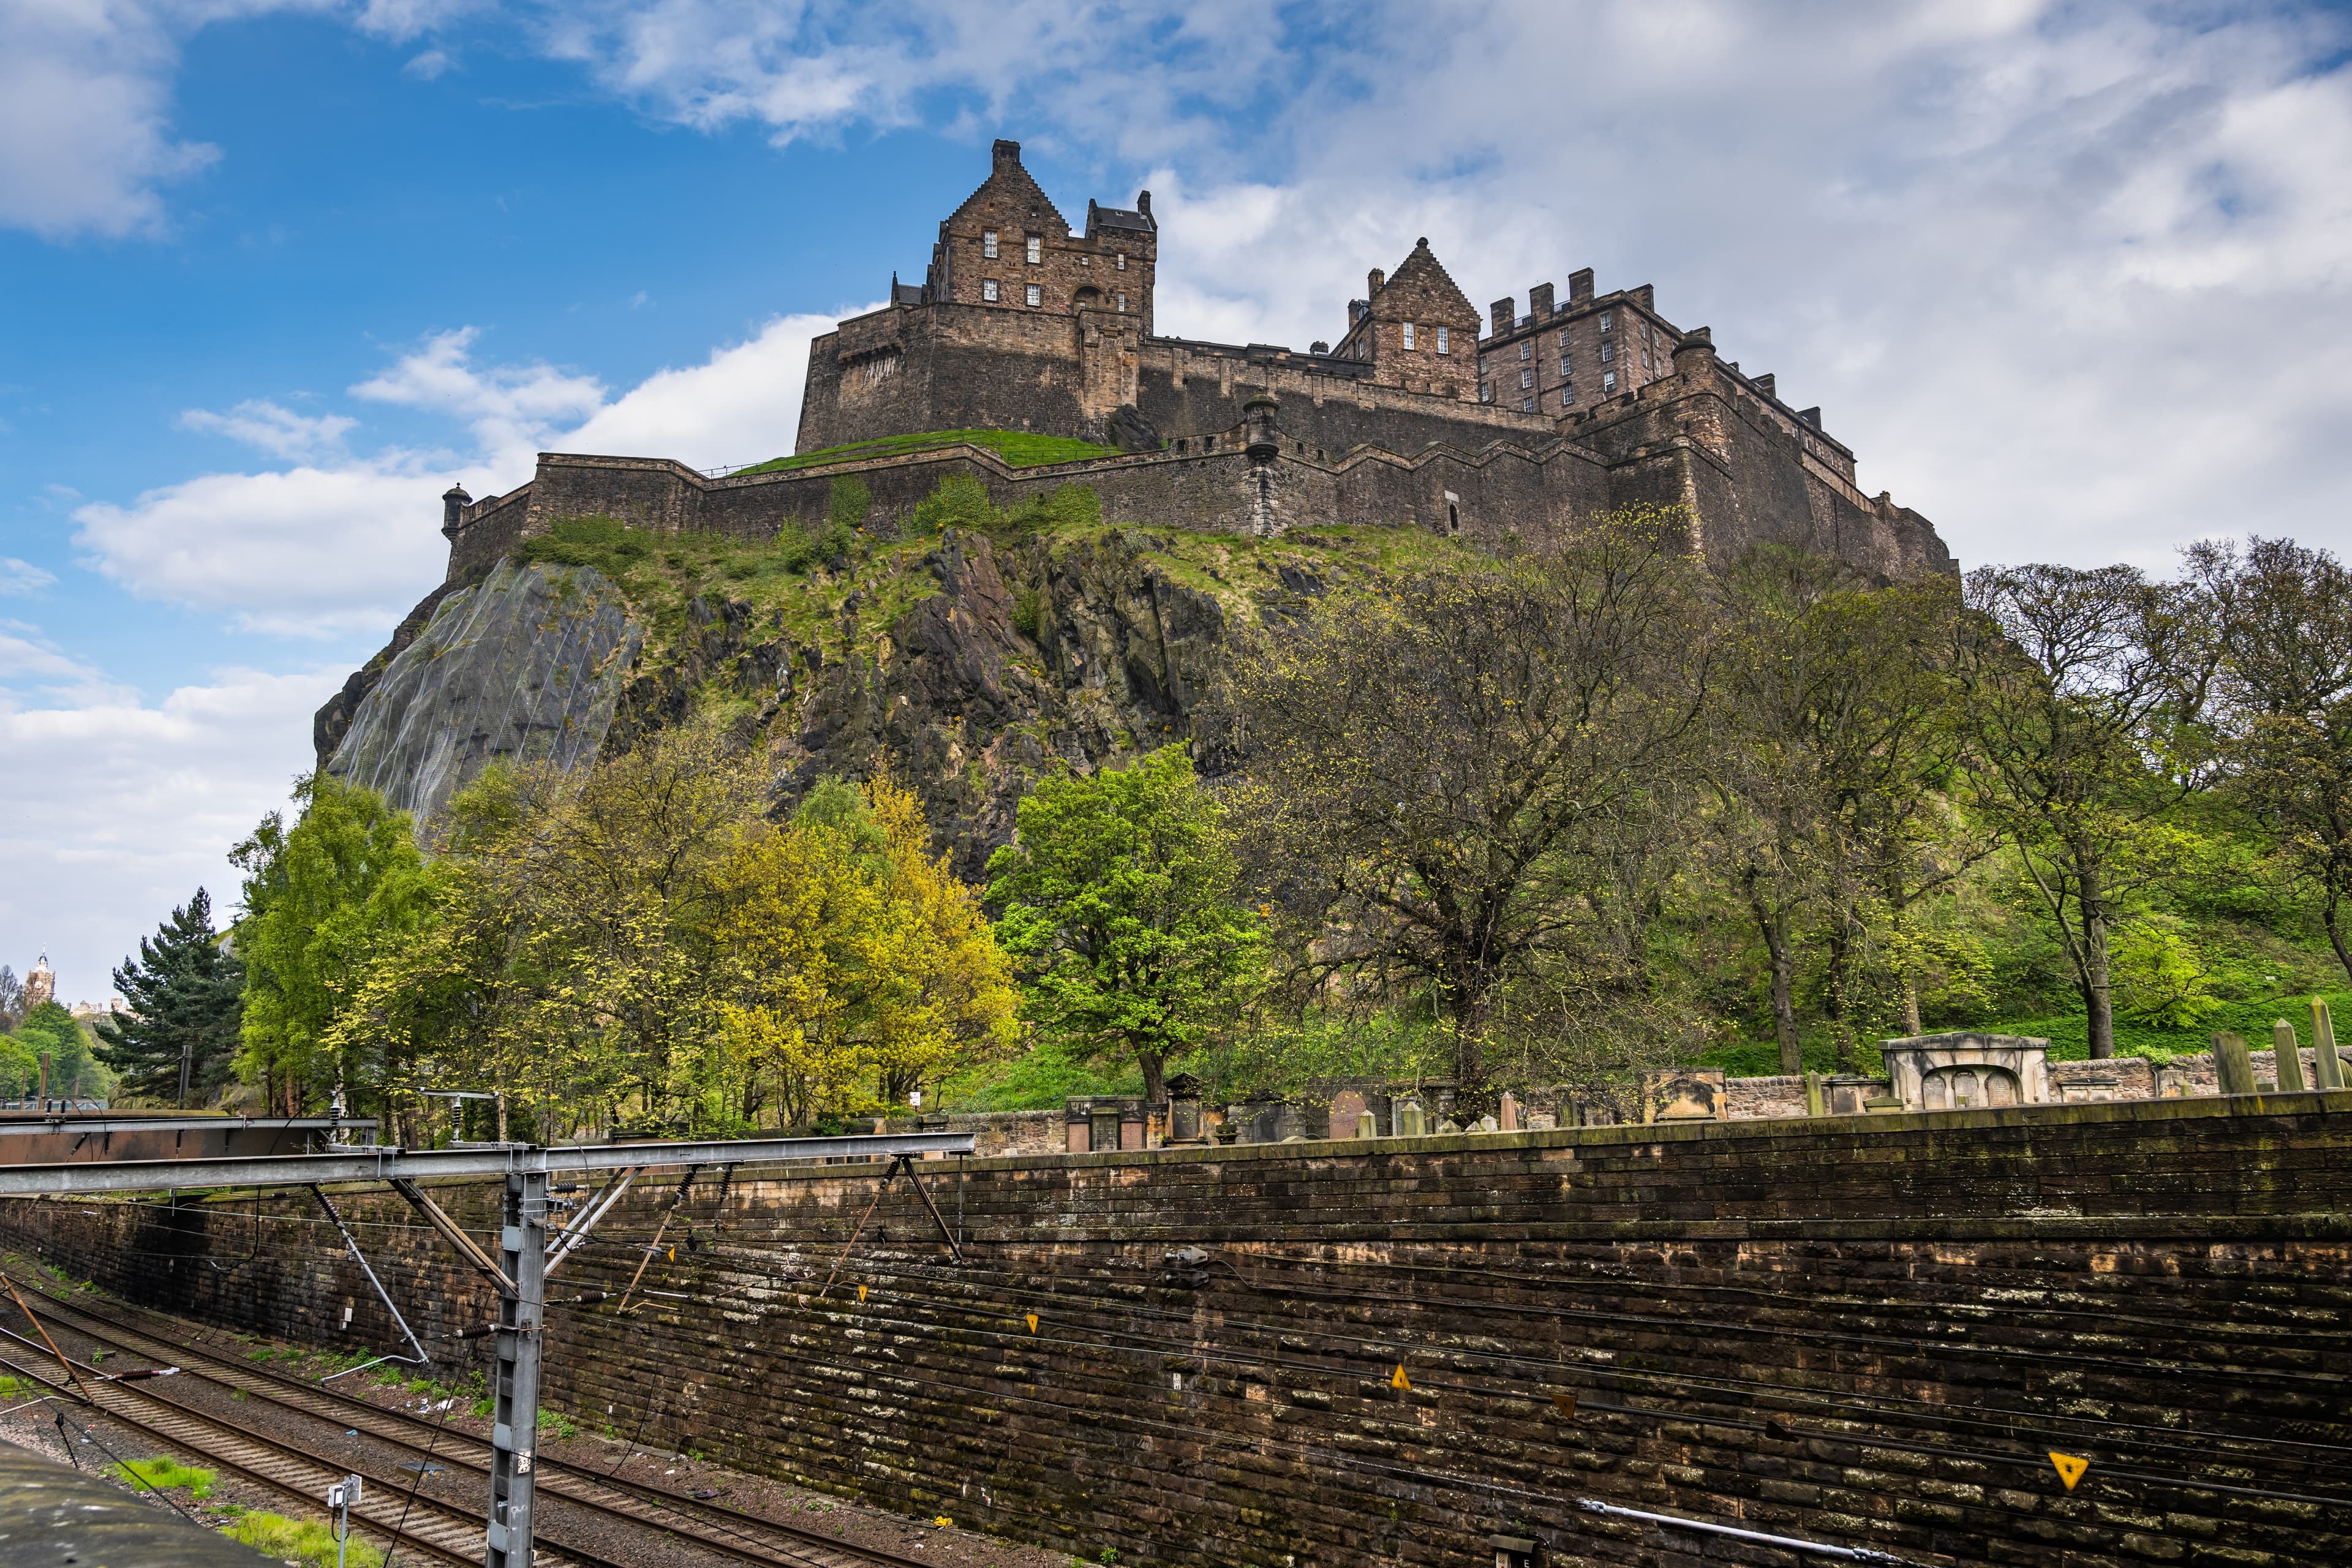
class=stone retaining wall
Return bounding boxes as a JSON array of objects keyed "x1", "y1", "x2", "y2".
[{"x1": 6, "y1": 1093, "x2": 2349, "y2": 1568}]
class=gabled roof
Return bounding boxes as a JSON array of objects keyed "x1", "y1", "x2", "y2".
[
  {"x1": 949, "y1": 141, "x2": 1070, "y2": 235},
  {"x1": 1373, "y1": 237, "x2": 1478, "y2": 322}
]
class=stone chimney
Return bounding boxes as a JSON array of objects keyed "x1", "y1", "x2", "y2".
[
  {"x1": 1529, "y1": 282, "x2": 1555, "y2": 318},
  {"x1": 442, "y1": 484, "x2": 472, "y2": 538},
  {"x1": 1568, "y1": 268, "x2": 1596, "y2": 304},
  {"x1": 1752, "y1": 372, "x2": 1776, "y2": 400},
  {"x1": 1136, "y1": 190, "x2": 1152, "y2": 222},
  {"x1": 1368, "y1": 267, "x2": 1385, "y2": 296},
  {"x1": 1490, "y1": 296, "x2": 1515, "y2": 336},
  {"x1": 992, "y1": 138, "x2": 1022, "y2": 171}
]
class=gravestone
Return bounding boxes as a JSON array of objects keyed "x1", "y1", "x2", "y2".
[
  {"x1": 2314, "y1": 997, "x2": 2345, "y2": 1090},
  {"x1": 2212, "y1": 1031, "x2": 2259, "y2": 1096},
  {"x1": 1640, "y1": 1069, "x2": 1727, "y2": 1123},
  {"x1": 1356, "y1": 1110, "x2": 1378, "y2": 1139},
  {"x1": 2273, "y1": 1020, "x2": 2307, "y2": 1093}
]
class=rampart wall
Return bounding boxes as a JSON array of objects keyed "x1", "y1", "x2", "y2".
[{"x1": 7, "y1": 1094, "x2": 2347, "y2": 1568}]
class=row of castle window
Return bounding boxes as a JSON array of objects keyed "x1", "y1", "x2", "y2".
[
  {"x1": 982, "y1": 228, "x2": 1128, "y2": 268},
  {"x1": 980, "y1": 278, "x2": 1129, "y2": 311},
  {"x1": 1398, "y1": 323, "x2": 1451, "y2": 353}
]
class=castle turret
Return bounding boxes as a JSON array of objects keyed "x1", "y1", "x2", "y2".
[{"x1": 442, "y1": 484, "x2": 472, "y2": 538}]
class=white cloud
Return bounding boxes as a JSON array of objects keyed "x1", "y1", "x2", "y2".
[
  {"x1": 403, "y1": 48, "x2": 454, "y2": 79},
  {"x1": 0, "y1": 663, "x2": 336, "y2": 1008},
  {"x1": 351, "y1": 326, "x2": 607, "y2": 469},
  {"x1": 74, "y1": 459, "x2": 450, "y2": 637},
  {"x1": 0, "y1": 618, "x2": 135, "y2": 709},
  {"x1": 563, "y1": 310, "x2": 848, "y2": 470},
  {"x1": 180, "y1": 399, "x2": 359, "y2": 461},
  {"x1": 71, "y1": 314, "x2": 845, "y2": 636},
  {"x1": 0, "y1": 1, "x2": 327, "y2": 241},
  {"x1": 0, "y1": 558, "x2": 58, "y2": 597}
]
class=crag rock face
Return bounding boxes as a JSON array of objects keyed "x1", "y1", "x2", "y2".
[
  {"x1": 319, "y1": 529, "x2": 1252, "y2": 875},
  {"x1": 325, "y1": 559, "x2": 643, "y2": 827}
]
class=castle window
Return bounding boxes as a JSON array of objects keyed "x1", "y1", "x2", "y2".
[
  {"x1": 1642, "y1": 350, "x2": 1651, "y2": 369},
  {"x1": 983, "y1": 279, "x2": 1000, "y2": 302},
  {"x1": 1480, "y1": 382, "x2": 1491, "y2": 403},
  {"x1": 1561, "y1": 382, "x2": 1574, "y2": 402},
  {"x1": 1519, "y1": 341, "x2": 1532, "y2": 361},
  {"x1": 1600, "y1": 341, "x2": 1615, "y2": 362},
  {"x1": 1026, "y1": 235, "x2": 1042, "y2": 264},
  {"x1": 1520, "y1": 368, "x2": 1533, "y2": 390},
  {"x1": 984, "y1": 230, "x2": 998, "y2": 259},
  {"x1": 1436, "y1": 326, "x2": 1449, "y2": 354},
  {"x1": 1117, "y1": 292, "x2": 1127, "y2": 312},
  {"x1": 1559, "y1": 356, "x2": 1570, "y2": 377},
  {"x1": 1600, "y1": 312, "x2": 1613, "y2": 331},
  {"x1": 1402, "y1": 322, "x2": 1416, "y2": 350},
  {"x1": 1603, "y1": 370, "x2": 1617, "y2": 393},
  {"x1": 1116, "y1": 252, "x2": 1126, "y2": 270},
  {"x1": 1521, "y1": 396, "x2": 1534, "y2": 412},
  {"x1": 1026, "y1": 282, "x2": 1041, "y2": 307}
]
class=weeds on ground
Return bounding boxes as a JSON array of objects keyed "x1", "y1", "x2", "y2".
[
  {"x1": 537, "y1": 1407, "x2": 579, "y2": 1441},
  {"x1": 222, "y1": 1507, "x2": 385, "y2": 1568},
  {"x1": 106, "y1": 1457, "x2": 216, "y2": 1499}
]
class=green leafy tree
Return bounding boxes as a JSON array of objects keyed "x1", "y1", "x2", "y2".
[
  {"x1": 95, "y1": 888, "x2": 246, "y2": 1106},
  {"x1": 1223, "y1": 508, "x2": 1713, "y2": 1112},
  {"x1": 9, "y1": 1003, "x2": 107, "y2": 1101},
  {"x1": 986, "y1": 748, "x2": 1263, "y2": 1103},
  {"x1": 232, "y1": 774, "x2": 434, "y2": 1115}
]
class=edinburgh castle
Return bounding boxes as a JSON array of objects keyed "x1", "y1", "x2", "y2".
[{"x1": 437, "y1": 140, "x2": 1953, "y2": 585}]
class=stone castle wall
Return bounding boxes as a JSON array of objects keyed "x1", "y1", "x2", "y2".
[{"x1": 9, "y1": 1092, "x2": 2347, "y2": 1568}]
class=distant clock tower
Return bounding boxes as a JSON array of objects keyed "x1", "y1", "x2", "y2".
[{"x1": 24, "y1": 951, "x2": 55, "y2": 1010}]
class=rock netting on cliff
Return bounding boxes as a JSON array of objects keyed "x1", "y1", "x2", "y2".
[{"x1": 326, "y1": 559, "x2": 643, "y2": 826}]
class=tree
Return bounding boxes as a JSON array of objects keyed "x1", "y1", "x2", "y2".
[
  {"x1": 1956, "y1": 564, "x2": 2217, "y2": 1059},
  {"x1": 95, "y1": 888, "x2": 246, "y2": 1106},
  {"x1": 1705, "y1": 551, "x2": 1974, "y2": 1069},
  {"x1": 0, "y1": 967, "x2": 23, "y2": 1034},
  {"x1": 9, "y1": 1003, "x2": 107, "y2": 1101},
  {"x1": 714, "y1": 777, "x2": 1019, "y2": 1126},
  {"x1": 233, "y1": 774, "x2": 434, "y2": 1115},
  {"x1": 1223, "y1": 508, "x2": 1712, "y2": 1111},
  {"x1": 987, "y1": 747, "x2": 1263, "y2": 1104},
  {"x1": 2189, "y1": 537, "x2": 2352, "y2": 980}
]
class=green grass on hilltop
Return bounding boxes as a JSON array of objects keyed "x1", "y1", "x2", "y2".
[{"x1": 730, "y1": 429, "x2": 1119, "y2": 476}]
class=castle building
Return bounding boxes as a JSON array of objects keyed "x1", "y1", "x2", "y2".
[
  {"x1": 24, "y1": 952, "x2": 53, "y2": 1011},
  {"x1": 440, "y1": 139, "x2": 1951, "y2": 586}
]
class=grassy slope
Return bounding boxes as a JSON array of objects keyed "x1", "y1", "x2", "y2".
[{"x1": 729, "y1": 429, "x2": 1119, "y2": 476}]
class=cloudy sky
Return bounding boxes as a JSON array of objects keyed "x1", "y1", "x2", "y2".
[{"x1": 2, "y1": 0, "x2": 2348, "y2": 1001}]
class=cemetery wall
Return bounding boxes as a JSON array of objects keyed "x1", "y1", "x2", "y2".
[{"x1": 7, "y1": 1093, "x2": 2350, "y2": 1568}]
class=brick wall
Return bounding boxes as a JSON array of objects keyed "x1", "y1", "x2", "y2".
[{"x1": 9, "y1": 1093, "x2": 2348, "y2": 1568}]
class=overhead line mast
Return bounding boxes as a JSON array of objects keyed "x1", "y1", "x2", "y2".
[{"x1": 0, "y1": 1132, "x2": 974, "y2": 1568}]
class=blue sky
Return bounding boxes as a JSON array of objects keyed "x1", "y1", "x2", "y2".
[{"x1": 4, "y1": 0, "x2": 2349, "y2": 1001}]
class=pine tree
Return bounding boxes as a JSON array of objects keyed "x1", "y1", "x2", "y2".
[{"x1": 96, "y1": 888, "x2": 246, "y2": 1106}]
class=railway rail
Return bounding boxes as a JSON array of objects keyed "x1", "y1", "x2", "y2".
[{"x1": 1, "y1": 1267, "x2": 946, "y2": 1568}]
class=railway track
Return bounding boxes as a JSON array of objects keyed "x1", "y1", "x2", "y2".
[{"x1": 2, "y1": 1268, "x2": 945, "y2": 1568}]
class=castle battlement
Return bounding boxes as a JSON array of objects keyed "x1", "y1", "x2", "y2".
[{"x1": 439, "y1": 138, "x2": 1953, "y2": 587}]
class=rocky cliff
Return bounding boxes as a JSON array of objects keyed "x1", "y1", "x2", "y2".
[{"x1": 318, "y1": 515, "x2": 1457, "y2": 872}]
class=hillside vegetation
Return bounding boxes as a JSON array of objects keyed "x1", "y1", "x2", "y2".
[{"x1": 132, "y1": 461, "x2": 2351, "y2": 1131}]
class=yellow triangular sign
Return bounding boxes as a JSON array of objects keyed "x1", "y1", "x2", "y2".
[
  {"x1": 2049, "y1": 1450, "x2": 2089, "y2": 1490},
  {"x1": 1390, "y1": 1364, "x2": 1411, "y2": 1390},
  {"x1": 1550, "y1": 1392, "x2": 1577, "y2": 1419},
  {"x1": 857, "y1": 1284, "x2": 867, "y2": 1303},
  {"x1": 667, "y1": 1246, "x2": 676, "y2": 1262},
  {"x1": 1025, "y1": 1312, "x2": 1039, "y2": 1334}
]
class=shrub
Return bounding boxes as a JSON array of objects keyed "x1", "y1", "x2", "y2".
[
  {"x1": 519, "y1": 514, "x2": 655, "y2": 576},
  {"x1": 107, "y1": 1457, "x2": 216, "y2": 1499},
  {"x1": 227, "y1": 1510, "x2": 385, "y2": 1568}
]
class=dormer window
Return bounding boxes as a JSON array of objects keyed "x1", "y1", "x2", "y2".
[
  {"x1": 983, "y1": 230, "x2": 998, "y2": 259},
  {"x1": 1402, "y1": 322, "x2": 1417, "y2": 350},
  {"x1": 983, "y1": 279, "x2": 1000, "y2": 302},
  {"x1": 1026, "y1": 235, "x2": 1042, "y2": 265}
]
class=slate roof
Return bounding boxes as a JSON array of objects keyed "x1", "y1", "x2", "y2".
[{"x1": 1088, "y1": 200, "x2": 1155, "y2": 235}]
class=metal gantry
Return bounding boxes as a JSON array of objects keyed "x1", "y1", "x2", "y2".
[{"x1": 0, "y1": 1132, "x2": 974, "y2": 1567}]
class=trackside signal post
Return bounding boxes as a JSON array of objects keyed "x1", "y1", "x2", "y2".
[{"x1": 0, "y1": 1131, "x2": 975, "y2": 1568}]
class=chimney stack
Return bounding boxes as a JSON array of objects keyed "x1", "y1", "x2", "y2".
[
  {"x1": 1368, "y1": 268, "x2": 1385, "y2": 296},
  {"x1": 1490, "y1": 296, "x2": 1515, "y2": 336},
  {"x1": 1529, "y1": 282, "x2": 1555, "y2": 317},
  {"x1": 993, "y1": 138, "x2": 1022, "y2": 170},
  {"x1": 1568, "y1": 268, "x2": 1596, "y2": 304}
]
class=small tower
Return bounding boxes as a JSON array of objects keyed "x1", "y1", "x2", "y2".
[{"x1": 24, "y1": 951, "x2": 55, "y2": 1010}]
